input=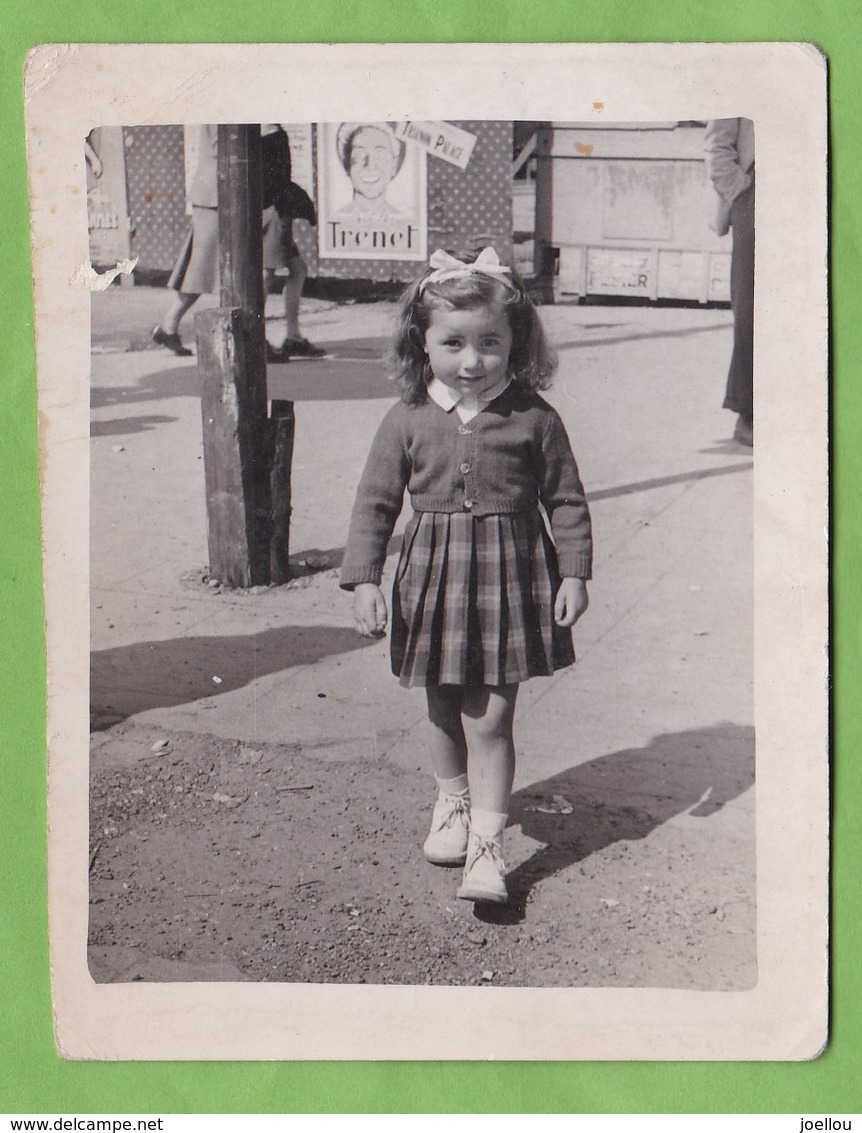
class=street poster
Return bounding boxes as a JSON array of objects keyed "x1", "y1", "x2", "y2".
[
  {"x1": 86, "y1": 126, "x2": 132, "y2": 266},
  {"x1": 316, "y1": 120, "x2": 427, "y2": 261}
]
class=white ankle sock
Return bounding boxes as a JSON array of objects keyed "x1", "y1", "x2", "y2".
[
  {"x1": 436, "y1": 773, "x2": 469, "y2": 798},
  {"x1": 469, "y1": 808, "x2": 508, "y2": 842}
]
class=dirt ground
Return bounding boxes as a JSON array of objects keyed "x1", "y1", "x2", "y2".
[
  {"x1": 88, "y1": 718, "x2": 756, "y2": 991},
  {"x1": 87, "y1": 289, "x2": 756, "y2": 992}
]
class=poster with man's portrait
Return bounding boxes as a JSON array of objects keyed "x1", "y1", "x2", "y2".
[{"x1": 316, "y1": 120, "x2": 427, "y2": 260}]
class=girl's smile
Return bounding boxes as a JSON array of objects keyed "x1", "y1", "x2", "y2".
[{"x1": 423, "y1": 303, "x2": 513, "y2": 403}]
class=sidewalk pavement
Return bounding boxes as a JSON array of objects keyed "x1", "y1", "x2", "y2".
[{"x1": 89, "y1": 285, "x2": 754, "y2": 919}]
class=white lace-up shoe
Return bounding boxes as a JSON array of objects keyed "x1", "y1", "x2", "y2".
[
  {"x1": 456, "y1": 833, "x2": 508, "y2": 903},
  {"x1": 422, "y1": 791, "x2": 471, "y2": 866}
]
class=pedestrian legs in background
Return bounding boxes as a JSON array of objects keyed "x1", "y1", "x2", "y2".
[
  {"x1": 152, "y1": 266, "x2": 326, "y2": 364},
  {"x1": 264, "y1": 256, "x2": 326, "y2": 361},
  {"x1": 152, "y1": 292, "x2": 199, "y2": 357},
  {"x1": 725, "y1": 180, "x2": 755, "y2": 446},
  {"x1": 153, "y1": 203, "x2": 326, "y2": 363},
  {"x1": 281, "y1": 254, "x2": 309, "y2": 343},
  {"x1": 152, "y1": 201, "x2": 218, "y2": 357},
  {"x1": 262, "y1": 207, "x2": 326, "y2": 362}
]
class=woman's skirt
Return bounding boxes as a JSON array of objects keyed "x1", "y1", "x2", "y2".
[
  {"x1": 391, "y1": 509, "x2": 575, "y2": 689},
  {"x1": 167, "y1": 205, "x2": 219, "y2": 295},
  {"x1": 262, "y1": 206, "x2": 300, "y2": 271}
]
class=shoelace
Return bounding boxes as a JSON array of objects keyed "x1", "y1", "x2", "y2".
[
  {"x1": 435, "y1": 795, "x2": 470, "y2": 832},
  {"x1": 466, "y1": 837, "x2": 504, "y2": 872}
]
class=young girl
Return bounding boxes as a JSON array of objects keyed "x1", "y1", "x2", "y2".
[{"x1": 340, "y1": 248, "x2": 592, "y2": 904}]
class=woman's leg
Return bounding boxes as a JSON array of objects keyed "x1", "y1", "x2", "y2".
[
  {"x1": 152, "y1": 292, "x2": 199, "y2": 356},
  {"x1": 159, "y1": 291, "x2": 199, "y2": 336},
  {"x1": 282, "y1": 254, "x2": 307, "y2": 341}
]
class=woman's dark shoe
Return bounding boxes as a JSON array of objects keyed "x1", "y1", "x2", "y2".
[
  {"x1": 152, "y1": 326, "x2": 192, "y2": 357},
  {"x1": 266, "y1": 341, "x2": 292, "y2": 363},
  {"x1": 279, "y1": 336, "x2": 326, "y2": 358}
]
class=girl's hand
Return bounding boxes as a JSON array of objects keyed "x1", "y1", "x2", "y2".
[
  {"x1": 353, "y1": 583, "x2": 388, "y2": 638},
  {"x1": 554, "y1": 578, "x2": 589, "y2": 627}
]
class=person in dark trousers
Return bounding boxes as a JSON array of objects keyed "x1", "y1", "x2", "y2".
[{"x1": 705, "y1": 118, "x2": 755, "y2": 447}]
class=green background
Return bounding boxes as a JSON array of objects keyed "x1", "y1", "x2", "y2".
[{"x1": 0, "y1": 0, "x2": 852, "y2": 1115}]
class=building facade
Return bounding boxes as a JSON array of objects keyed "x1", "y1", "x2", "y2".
[{"x1": 86, "y1": 121, "x2": 735, "y2": 304}]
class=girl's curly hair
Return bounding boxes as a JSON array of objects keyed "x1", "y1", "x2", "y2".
[{"x1": 388, "y1": 250, "x2": 558, "y2": 405}]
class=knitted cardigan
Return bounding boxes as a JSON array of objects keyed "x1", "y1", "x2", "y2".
[{"x1": 340, "y1": 383, "x2": 593, "y2": 588}]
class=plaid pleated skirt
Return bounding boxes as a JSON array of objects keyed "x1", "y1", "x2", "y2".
[{"x1": 391, "y1": 509, "x2": 575, "y2": 688}]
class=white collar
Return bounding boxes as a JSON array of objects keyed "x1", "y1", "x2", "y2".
[{"x1": 426, "y1": 375, "x2": 511, "y2": 413}]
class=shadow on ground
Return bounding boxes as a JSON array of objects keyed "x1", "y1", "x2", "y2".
[
  {"x1": 553, "y1": 317, "x2": 732, "y2": 352},
  {"x1": 91, "y1": 623, "x2": 381, "y2": 724},
  {"x1": 91, "y1": 414, "x2": 178, "y2": 436},
  {"x1": 474, "y1": 722, "x2": 755, "y2": 924},
  {"x1": 91, "y1": 340, "x2": 396, "y2": 411},
  {"x1": 590, "y1": 461, "x2": 752, "y2": 503}
]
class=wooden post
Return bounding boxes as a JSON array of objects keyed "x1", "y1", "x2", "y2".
[
  {"x1": 217, "y1": 125, "x2": 266, "y2": 338},
  {"x1": 268, "y1": 400, "x2": 296, "y2": 584},
  {"x1": 533, "y1": 124, "x2": 556, "y2": 303},
  {"x1": 197, "y1": 306, "x2": 263, "y2": 588},
  {"x1": 195, "y1": 124, "x2": 295, "y2": 586}
]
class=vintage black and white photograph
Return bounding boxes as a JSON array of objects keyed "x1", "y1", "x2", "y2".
[{"x1": 27, "y1": 43, "x2": 827, "y2": 1061}]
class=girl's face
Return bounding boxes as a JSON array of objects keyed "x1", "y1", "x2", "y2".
[{"x1": 423, "y1": 302, "x2": 513, "y2": 402}]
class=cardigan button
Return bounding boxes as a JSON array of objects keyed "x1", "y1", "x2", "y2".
[
  {"x1": 459, "y1": 462, "x2": 471, "y2": 474},
  {"x1": 463, "y1": 499, "x2": 474, "y2": 510},
  {"x1": 458, "y1": 425, "x2": 472, "y2": 435}
]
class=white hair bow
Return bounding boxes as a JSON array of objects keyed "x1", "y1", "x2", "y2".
[{"x1": 420, "y1": 247, "x2": 516, "y2": 293}]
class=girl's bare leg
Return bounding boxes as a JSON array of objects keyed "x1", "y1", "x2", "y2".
[
  {"x1": 455, "y1": 684, "x2": 518, "y2": 902},
  {"x1": 422, "y1": 685, "x2": 470, "y2": 866},
  {"x1": 460, "y1": 684, "x2": 518, "y2": 814},
  {"x1": 425, "y1": 685, "x2": 468, "y2": 780}
]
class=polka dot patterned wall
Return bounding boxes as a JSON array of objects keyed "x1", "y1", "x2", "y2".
[{"x1": 124, "y1": 126, "x2": 190, "y2": 274}]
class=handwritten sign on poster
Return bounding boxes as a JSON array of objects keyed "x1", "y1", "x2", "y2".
[{"x1": 395, "y1": 120, "x2": 478, "y2": 170}]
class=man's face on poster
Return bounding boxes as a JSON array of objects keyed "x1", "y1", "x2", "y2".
[{"x1": 347, "y1": 126, "x2": 398, "y2": 200}]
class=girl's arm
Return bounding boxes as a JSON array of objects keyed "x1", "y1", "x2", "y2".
[
  {"x1": 537, "y1": 411, "x2": 593, "y2": 583},
  {"x1": 341, "y1": 406, "x2": 410, "y2": 590}
]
